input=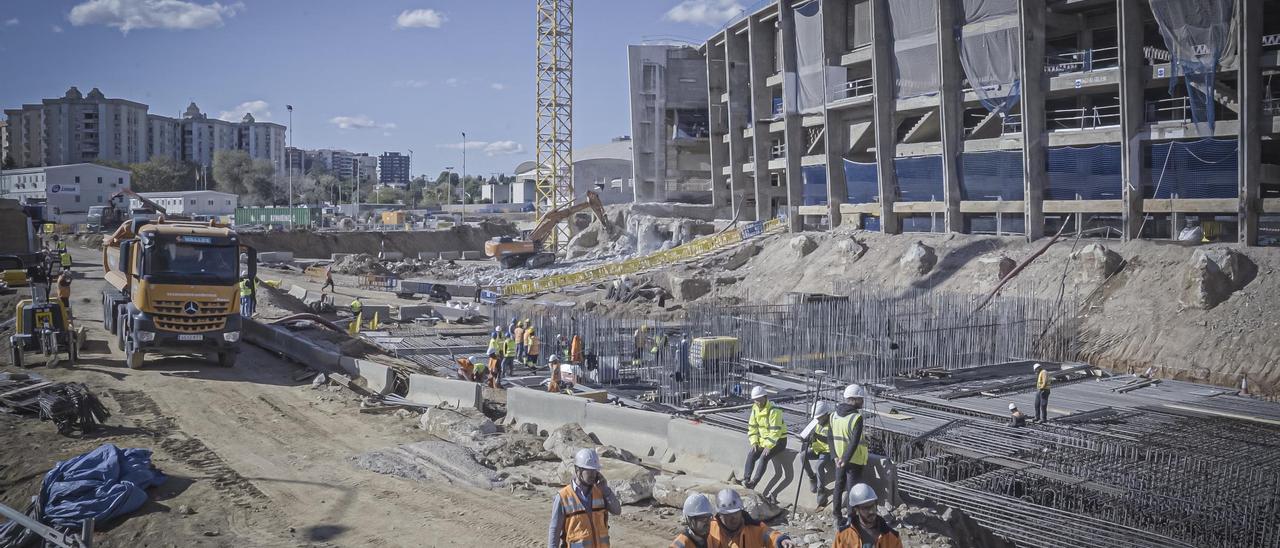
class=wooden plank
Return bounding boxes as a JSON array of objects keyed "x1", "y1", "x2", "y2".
[
  {"x1": 1043, "y1": 200, "x2": 1125, "y2": 214},
  {"x1": 840, "y1": 202, "x2": 881, "y2": 215},
  {"x1": 797, "y1": 205, "x2": 828, "y2": 216},
  {"x1": 894, "y1": 201, "x2": 947, "y2": 214},
  {"x1": 1141, "y1": 198, "x2": 1239, "y2": 213},
  {"x1": 959, "y1": 200, "x2": 1026, "y2": 214},
  {"x1": 1261, "y1": 198, "x2": 1280, "y2": 214}
]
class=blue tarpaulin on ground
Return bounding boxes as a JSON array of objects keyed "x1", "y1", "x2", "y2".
[{"x1": 39, "y1": 444, "x2": 165, "y2": 527}]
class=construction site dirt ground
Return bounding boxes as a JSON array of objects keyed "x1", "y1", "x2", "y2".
[{"x1": 0, "y1": 247, "x2": 677, "y2": 547}]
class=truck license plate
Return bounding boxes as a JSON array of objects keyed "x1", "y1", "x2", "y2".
[{"x1": 178, "y1": 334, "x2": 202, "y2": 341}]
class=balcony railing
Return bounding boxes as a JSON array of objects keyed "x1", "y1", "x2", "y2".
[
  {"x1": 832, "y1": 77, "x2": 874, "y2": 100},
  {"x1": 1146, "y1": 96, "x2": 1192, "y2": 123},
  {"x1": 1045, "y1": 46, "x2": 1120, "y2": 75},
  {"x1": 1047, "y1": 104, "x2": 1121, "y2": 131}
]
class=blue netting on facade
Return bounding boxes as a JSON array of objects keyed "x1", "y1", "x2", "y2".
[
  {"x1": 802, "y1": 165, "x2": 827, "y2": 206},
  {"x1": 1046, "y1": 145, "x2": 1123, "y2": 200},
  {"x1": 960, "y1": 150, "x2": 1024, "y2": 200},
  {"x1": 902, "y1": 216, "x2": 942, "y2": 233},
  {"x1": 1146, "y1": 138, "x2": 1238, "y2": 199},
  {"x1": 844, "y1": 159, "x2": 878, "y2": 204},
  {"x1": 894, "y1": 155, "x2": 944, "y2": 202}
]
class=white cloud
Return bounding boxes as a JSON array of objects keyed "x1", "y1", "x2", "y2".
[
  {"x1": 395, "y1": 80, "x2": 430, "y2": 88},
  {"x1": 490, "y1": 83, "x2": 506, "y2": 91},
  {"x1": 395, "y1": 8, "x2": 446, "y2": 29},
  {"x1": 4, "y1": 18, "x2": 19, "y2": 27},
  {"x1": 330, "y1": 115, "x2": 395, "y2": 131},
  {"x1": 445, "y1": 77, "x2": 459, "y2": 87},
  {"x1": 664, "y1": 0, "x2": 743, "y2": 26},
  {"x1": 52, "y1": 25, "x2": 65, "y2": 33},
  {"x1": 217, "y1": 100, "x2": 271, "y2": 122},
  {"x1": 69, "y1": 0, "x2": 242, "y2": 34},
  {"x1": 438, "y1": 140, "x2": 525, "y2": 156}
]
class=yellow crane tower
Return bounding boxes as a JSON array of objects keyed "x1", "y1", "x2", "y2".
[{"x1": 535, "y1": 0, "x2": 574, "y2": 251}]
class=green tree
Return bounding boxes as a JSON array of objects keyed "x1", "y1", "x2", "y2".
[
  {"x1": 129, "y1": 158, "x2": 197, "y2": 193},
  {"x1": 213, "y1": 150, "x2": 276, "y2": 205}
]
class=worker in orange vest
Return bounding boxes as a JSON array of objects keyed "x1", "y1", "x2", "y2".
[
  {"x1": 707, "y1": 489, "x2": 794, "y2": 548},
  {"x1": 548, "y1": 448, "x2": 619, "y2": 547},
  {"x1": 832, "y1": 484, "x2": 902, "y2": 548},
  {"x1": 547, "y1": 355, "x2": 563, "y2": 393},
  {"x1": 670, "y1": 494, "x2": 714, "y2": 548},
  {"x1": 456, "y1": 356, "x2": 476, "y2": 381},
  {"x1": 525, "y1": 327, "x2": 541, "y2": 372},
  {"x1": 570, "y1": 334, "x2": 584, "y2": 364}
]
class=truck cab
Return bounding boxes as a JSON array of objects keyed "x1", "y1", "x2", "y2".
[{"x1": 102, "y1": 218, "x2": 255, "y2": 369}]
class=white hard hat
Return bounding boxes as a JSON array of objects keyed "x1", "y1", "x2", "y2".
[
  {"x1": 683, "y1": 494, "x2": 714, "y2": 518},
  {"x1": 1033, "y1": 363, "x2": 1043, "y2": 371},
  {"x1": 750, "y1": 386, "x2": 767, "y2": 400},
  {"x1": 1008, "y1": 403, "x2": 1018, "y2": 411},
  {"x1": 715, "y1": 488, "x2": 744, "y2": 514},
  {"x1": 549, "y1": 354, "x2": 561, "y2": 362},
  {"x1": 813, "y1": 401, "x2": 835, "y2": 417},
  {"x1": 847, "y1": 483, "x2": 877, "y2": 508},
  {"x1": 843, "y1": 384, "x2": 867, "y2": 399},
  {"x1": 573, "y1": 448, "x2": 601, "y2": 471}
]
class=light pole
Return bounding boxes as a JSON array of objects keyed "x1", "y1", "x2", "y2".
[{"x1": 460, "y1": 131, "x2": 467, "y2": 211}]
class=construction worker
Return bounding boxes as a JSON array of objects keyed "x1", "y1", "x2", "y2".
[
  {"x1": 484, "y1": 351, "x2": 500, "y2": 388},
  {"x1": 56, "y1": 272, "x2": 72, "y2": 313},
  {"x1": 487, "y1": 328, "x2": 503, "y2": 357},
  {"x1": 514, "y1": 321, "x2": 526, "y2": 363},
  {"x1": 832, "y1": 484, "x2": 901, "y2": 548},
  {"x1": 708, "y1": 489, "x2": 795, "y2": 547},
  {"x1": 501, "y1": 330, "x2": 518, "y2": 381},
  {"x1": 801, "y1": 401, "x2": 835, "y2": 506},
  {"x1": 547, "y1": 448, "x2": 619, "y2": 548},
  {"x1": 456, "y1": 356, "x2": 477, "y2": 382},
  {"x1": 676, "y1": 334, "x2": 691, "y2": 382},
  {"x1": 1008, "y1": 403, "x2": 1027, "y2": 427},
  {"x1": 547, "y1": 355, "x2": 563, "y2": 393},
  {"x1": 322, "y1": 264, "x2": 336, "y2": 292},
  {"x1": 53, "y1": 235, "x2": 67, "y2": 254},
  {"x1": 239, "y1": 276, "x2": 255, "y2": 318},
  {"x1": 570, "y1": 333, "x2": 584, "y2": 364},
  {"x1": 526, "y1": 327, "x2": 541, "y2": 371},
  {"x1": 670, "y1": 494, "x2": 714, "y2": 548},
  {"x1": 1033, "y1": 363, "x2": 1051, "y2": 423},
  {"x1": 742, "y1": 386, "x2": 787, "y2": 489},
  {"x1": 59, "y1": 248, "x2": 72, "y2": 273},
  {"x1": 828, "y1": 384, "x2": 868, "y2": 525},
  {"x1": 632, "y1": 325, "x2": 647, "y2": 365}
]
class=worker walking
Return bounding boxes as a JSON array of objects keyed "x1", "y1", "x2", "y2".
[
  {"x1": 708, "y1": 489, "x2": 795, "y2": 547},
  {"x1": 526, "y1": 327, "x2": 541, "y2": 372},
  {"x1": 322, "y1": 264, "x2": 336, "y2": 292},
  {"x1": 670, "y1": 494, "x2": 714, "y2": 548},
  {"x1": 59, "y1": 248, "x2": 72, "y2": 273},
  {"x1": 548, "y1": 448, "x2": 619, "y2": 548},
  {"x1": 832, "y1": 484, "x2": 902, "y2": 548},
  {"x1": 801, "y1": 401, "x2": 835, "y2": 506},
  {"x1": 828, "y1": 384, "x2": 869, "y2": 525},
  {"x1": 1033, "y1": 363, "x2": 1051, "y2": 423},
  {"x1": 1008, "y1": 403, "x2": 1028, "y2": 427},
  {"x1": 742, "y1": 386, "x2": 787, "y2": 490},
  {"x1": 239, "y1": 277, "x2": 255, "y2": 318}
]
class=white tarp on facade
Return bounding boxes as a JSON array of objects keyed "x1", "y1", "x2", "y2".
[
  {"x1": 957, "y1": 0, "x2": 1022, "y2": 115},
  {"x1": 888, "y1": 0, "x2": 940, "y2": 99},
  {"x1": 1148, "y1": 0, "x2": 1235, "y2": 132}
]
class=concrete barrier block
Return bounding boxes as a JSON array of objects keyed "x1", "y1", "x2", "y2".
[
  {"x1": 258, "y1": 251, "x2": 295, "y2": 263},
  {"x1": 583, "y1": 403, "x2": 671, "y2": 460},
  {"x1": 461, "y1": 250, "x2": 485, "y2": 260},
  {"x1": 352, "y1": 359, "x2": 395, "y2": 395},
  {"x1": 398, "y1": 304, "x2": 434, "y2": 321},
  {"x1": 360, "y1": 305, "x2": 392, "y2": 323},
  {"x1": 439, "y1": 251, "x2": 462, "y2": 261},
  {"x1": 244, "y1": 320, "x2": 342, "y2": 373},
  {"x1": 287, "y1": 285, "x2": 309, "y2": 300},
  {"x1": 379, "y1": 251, "x2": 404, "y2": 261},
  {"x1": 506, "y1": 387, "x2": 588, "y2": 434},
  {"x1": 666, "y1": 419, "x2": 749, "y2": 482},
  {"x1": 331, "y1": 253, "x2": 351, "y2": 262},
  {"x1": 418, "y1": 251, "x2": 440, "y2": 260},
  {"x1": 337, "y1": 356, "x2": 362, "y2": 377},
  {"x1": 406, "y1": 374, "x2": 482, "y2": 410}
]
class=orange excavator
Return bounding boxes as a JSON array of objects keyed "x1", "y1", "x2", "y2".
[{"x1": 485, "y1": 190, "x2": 615, "y2": 268}]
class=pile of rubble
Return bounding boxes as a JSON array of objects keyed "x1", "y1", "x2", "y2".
[{"x1": 330, "y1": 253, "x2": 393, "y2": 276}]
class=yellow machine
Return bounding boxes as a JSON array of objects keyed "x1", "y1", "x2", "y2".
[
  {"x1": 484, "y1": 190, "x2": 615, "y2": 268},
  {"x1": 3, "y1": 253, "x2": 78, "y2": 368},
  {"x1": 101, "y1": 216, "x2": 257, "y2": 369}
]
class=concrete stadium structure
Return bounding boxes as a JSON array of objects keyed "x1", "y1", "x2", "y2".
[{"x1": 698, "y1": 0, "x2": 1280, "y2": 245}]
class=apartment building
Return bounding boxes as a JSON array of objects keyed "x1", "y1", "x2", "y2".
[
  {"x1": 378, "y1": 152, "x2": 411, "y2": 188},
  {"x1": 700, "y1": 0, "x2": 1280, "y2": 245},
  {"x1": 628, "y1": 44, "x2": 714, "y2": 203}
]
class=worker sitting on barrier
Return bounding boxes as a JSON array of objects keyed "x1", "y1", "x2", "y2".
[
  {"x1": 832, "y1": 484, "x2": 901, "y2": 548},
  {"x1": 708, "y1": 489, "x2": 794, "y2": 548},
  {"x1": 801, "y1": 401, "x2": 836, "y2": 507},
  {"x1": 670, "y1": 494, "x2": 714, "y2": 548},
  {"x1": 742, "y1": 386, "x2": 787, "y2": 490},
  {"x1": 1008, "y1": 403, "x2": 1027, "y2": 427}
]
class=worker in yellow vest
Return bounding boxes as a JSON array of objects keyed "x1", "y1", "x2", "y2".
[
  {"x1": 1033, "y1": 363, "x2": 1051, "y2": 423},
  {"x1": 239, "y1": 277, "x2": 255, "y2": 317},
  {"x1": 801, "y1": 401, "x2": 835, "y2": 506},
  {"x1": 548, "y1": 448, "x2": 619, "y2": 547},
  {"x1": 827, "y1": 384, "x2": 869, "y2": 526},
  {"x1": 501, "y1": 332, "x2": 517, "y2": 381},
  {"x1": 742, "y1": 386, "x2": 787, "y2": 490},
  {"x1": 350, "y1": 297, "x2": 363, "y2": 329}
]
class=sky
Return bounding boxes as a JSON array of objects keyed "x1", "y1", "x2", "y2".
[{"x1": 0, "y1": 0, "x2": 758, "y2": 178}]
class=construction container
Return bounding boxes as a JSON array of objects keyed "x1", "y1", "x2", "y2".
[
  {"x1": 381, "y1": 211, "x2": 407, "y2": 225},
  {"x1": 690, "y1": 336, "x2": 739, "y2": 367},
  {"x1": 234, "y1": 207, "x2": 315, "y2": 227}
]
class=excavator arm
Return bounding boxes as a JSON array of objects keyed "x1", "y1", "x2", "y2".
[
  {"x1": 525, "y1": 190, "x2": 615, "y2": 247},
  {"x1": 109, "y1": 188, "x2": 167, "y2": 216}
]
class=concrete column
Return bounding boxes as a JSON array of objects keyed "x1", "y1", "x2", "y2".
[
  {"x1": 936, "y1": 0, "x2": 964, "y2": 233},
  {"x1": 725, "y1": 30, "x2": 756, "y2": 221},
  {"x1": 1237, "y1": 0, "x2": 1261, "y2": 246},
  {"x1": 748, "y1": 15, "x2": 777, "y2": 222},
  {"x1": 870, "y1": 0, "x2": 901, "y2": 234},
  {"x1": 707, "y1": 43, "x2": 731, "y2": 210},
  {"x1": 822, "y1": 0, "x2": 850, "y2": 228},
  {"x1": 1118, "y1": 0, "x2": 1145, "y2": 241},
  {"x1": 1017, "y1": 0, "x2": 1047, "y2": 240},
  {"x1": 779, "y1": 2, "x2": 804, "y2": 232}
]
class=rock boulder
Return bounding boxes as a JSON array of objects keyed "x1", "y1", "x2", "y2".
[
  {"x1": 1180, "y1": 250, "x2": 1235, "y2": 310},
  {"x1": 1072, "y1": 243, "x2": 1123, "y2": 282},
  {"x1": 419, "y1": 406, "x2": 497, "y2": 446},
  {"x1": 898, "y1": 241, "x2": 937, "y2": 276},
  {"x1": 652, "y1": 475, "x2": 783, "y2": 521},
  {"x1": 557, "y1": 458, "x2": 655, "y2": 505},
  {"x1": 791, "y1": 235, "x2": 819, "y2": 257}
]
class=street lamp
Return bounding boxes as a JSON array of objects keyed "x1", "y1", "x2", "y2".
[{"x1": 287, "y1": 105, "x2": 294, "y2": 219}]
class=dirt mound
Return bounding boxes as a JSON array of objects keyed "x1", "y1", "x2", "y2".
[
  {"x1": 331, "y1": 254, "x2": 392, "y2": 276},
  {"x1": 240, "y1": 220, "x2": 516, "y2": 259}
]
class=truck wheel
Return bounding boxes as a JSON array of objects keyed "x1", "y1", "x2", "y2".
[
  {"x1": 115, "y1": 316, "x2": 126, "y2": 351},
  {"x1": 217, "y1": 352, "x2": 236, "y2": 368}
]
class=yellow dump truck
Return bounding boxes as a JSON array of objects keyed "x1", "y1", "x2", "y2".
[{"x1": 101, "y1": 216, "x2": 257, "y2": 369}]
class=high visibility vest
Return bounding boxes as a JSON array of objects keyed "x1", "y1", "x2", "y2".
[
  {"x1": 240, "y1": 280, "x2": 253, "y2": 297},
  {"x1": 527, "y1": 335, "x2": 541, "y2": 356},
  {"x1": 60, "y1": 253, "x2": 71, "y2": 267},
  {"x1": 502, "y1": 338, "x2": 517, "y2": 357},
  {"x1": 708, "y1": 520, "x2": 787, "y2": 548},
  {"x1": 350, "y1": 300, "x2": 362, "y2": 314},
  {"x1": 487, "y1": 337, "x2": 501, "y2": 356},
  {"x1": 748, "y1": 402, "x2": 786, "y2": 450},
  {"x1": 557, "y1": 484, "x2": 610, "y2": 547},
  {"x1": 832, "y1": 522, "x2": 902, "y2": 548},
  {"x1": 670, "y1": 531, "x2": 702, "y2": 548},
  {"x1": 831, "y1": 411, "x2": 868, "y2": 466},
  {"x1": 57, "y1": 278, "x2": 71, "y2": 299},
  {"x1": 811, "y1": 423, "x2": 831, "y2": 455},
  {"x1": 55, "y1": 241, "x2": 67, "y2": 252},
  {"x1": 513, "y1": 327, "x2": 524, "y2": 344},
  {"x1": 571, "y1": 335, "x2": 583, "y2": 362},
  {"x1": 1037, "y1": 370, "x2": 1050, "y2": 390}
]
